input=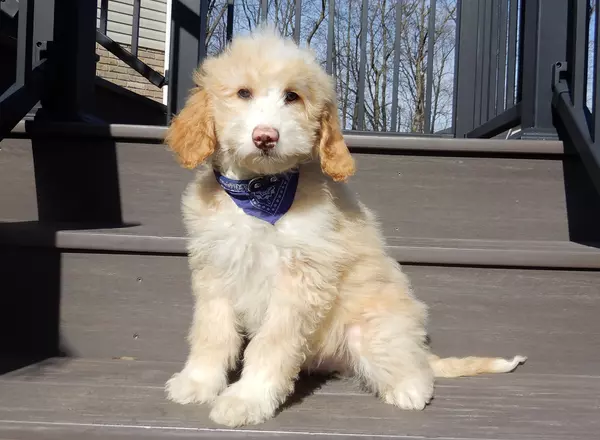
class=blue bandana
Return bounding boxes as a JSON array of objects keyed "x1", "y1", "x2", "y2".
[{"x1": 214, "y1": 169, "x2": 300, "y2": 225}]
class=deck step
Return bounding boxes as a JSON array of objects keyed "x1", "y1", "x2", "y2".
[
  {"x1": 3, "y1": 135, "x2": 600, "y2": 242},
  {"x1": 1, "y1": 222, "x2": 600, "y2": 269},
  {"x1": 2, "y1": 248, "x2": 599, "y2": 372},
  {"x1": 0, "y1": 358, "x2": 598, "y2": 439}
]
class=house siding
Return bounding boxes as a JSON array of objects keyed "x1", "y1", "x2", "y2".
[{"x1": 96, "y1": 0, "x2": 168, "y2": 102}]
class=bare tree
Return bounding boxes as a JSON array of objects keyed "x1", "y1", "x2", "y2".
[{"x1": 202, "y1": 0, "x2": 458, "y2": 133}]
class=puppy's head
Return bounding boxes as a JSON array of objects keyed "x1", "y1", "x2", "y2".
[{"x1": 165, "y1": 26, "x2": 355, "y2": 181}]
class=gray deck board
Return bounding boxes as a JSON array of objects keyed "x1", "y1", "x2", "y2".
[
  {"x1": 5, "y1": 137, "x2": 600, "y2": 242},
  {"x1": 0, "y1": 359, "x2": 598, "y2": 439},
  {"x1": 30, "y1": 253, "x2": 599, "y2": 373},
  {"x1": 2, "y1": 221, "x2": 600, "y2": 268}
]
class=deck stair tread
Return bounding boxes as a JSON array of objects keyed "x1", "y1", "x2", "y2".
[
  {"x1": 0, "y1": 359, "x2": 598, "y2": 440},
  {"x1": 1, "y1": 221, "x2": 599, "y2": 268}
]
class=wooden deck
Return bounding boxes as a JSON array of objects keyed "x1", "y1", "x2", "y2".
[
  {"x1": 1, "y1": 261, "x2": 599, "y2": 439},
  {"x1": 1, "y1": 359, "x2": 599, "y2": 440},
  {"x1": 2, "y1": 133, "x2": 600, "y2": 439}
]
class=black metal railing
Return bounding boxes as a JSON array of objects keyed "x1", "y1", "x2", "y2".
[
  {"x1": 0, "y1": 0, "x2": 51, "y2": 138},
  {"x1": 96, "y1": 0, "x2": 167, "y2": 90},
  {"x1": 169, "y1": 0, "x2": 459, "y2": 135},
  {"x1": 455, "y1": 0, "x2": 570, "y2": 140},
  {"x1": 0, "y1": 0, "x2": 598, "y2": 208},
  {"x1": 553, "y1": 0, "x2": 600, "y2": 194},
  {"x1": 454, "y1": 0, "x2": 523, "y2": 138}
]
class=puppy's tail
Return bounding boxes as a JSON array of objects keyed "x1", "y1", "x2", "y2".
[{"x1": 428, "y1": 354, "x2": 527, "y2": 378}]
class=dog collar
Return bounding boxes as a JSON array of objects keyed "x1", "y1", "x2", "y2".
[{"x1": 214, "y1": 169, "x2": 300, "y2": 225}]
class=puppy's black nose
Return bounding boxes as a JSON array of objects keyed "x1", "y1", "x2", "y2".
[{"x1": 252, "y1": 125, "x2": 279, "y2": 150}]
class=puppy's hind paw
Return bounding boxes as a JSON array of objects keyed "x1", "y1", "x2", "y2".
[{"x1": 383, "y1": 373, "x2": 434, "y2": 411}]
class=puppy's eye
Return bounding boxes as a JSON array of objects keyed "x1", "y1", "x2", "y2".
[
  {"x1": 237, "y1": 88, "x2": 252, "y2": 99},
  {"x1": 284, "y1": 91, "x2": 299, "y2": 104}
]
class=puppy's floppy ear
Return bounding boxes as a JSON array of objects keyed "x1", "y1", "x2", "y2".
[
  {"x1": 318, "y1": 100, "x2": 355, "y2": 182},
  {"x1": 165, "y1": 80, "x2": 216, "y2": 169}
]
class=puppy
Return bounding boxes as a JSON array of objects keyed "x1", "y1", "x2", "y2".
[{"x1": 164, "y1": 27, "x2": 526, "y2": 427}]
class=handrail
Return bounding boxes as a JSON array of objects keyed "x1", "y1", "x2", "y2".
[{"x1": 96, "y1": 31, "x2": 166, "y2": 89}]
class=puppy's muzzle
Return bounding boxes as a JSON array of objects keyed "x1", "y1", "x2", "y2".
[{"x1": 252, "y1": 125, "x2": 279, "y2": 151}]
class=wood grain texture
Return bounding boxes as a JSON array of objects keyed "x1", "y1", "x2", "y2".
[
  {"x1": 4, "y1": 138, "x2": 598, "y2": 241},
  {"x1": 39, "y1": 253, "x2": 600, "y2": 374},
  {"x1": 0, "y1": 359, "x2": 598, "y2": 439}
]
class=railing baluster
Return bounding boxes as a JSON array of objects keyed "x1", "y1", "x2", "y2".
[
  {"x1": 479, "y1": 0, "x2": 492, "y2": 124},
  {"x1": 454, "y1": 0, "x2": 481, "y2": 137},
  {"x1": 199, "y1": 0, "x2": 209, "y2": 62},
  {"x1": 261, "y1": 0, "x2": 268, "y2": 23},
  {"x1": 356, "y1": 0, "x2": 368, "y2": 131},
  {"x1": 326, "y1": 0, "x2": 335, "y2": 74},
  {"x1": 506, "y1": 0, "x2": 518, "y2": 107},
  {"x1": 99, "y1": 0, "x2": 109, "y2": 35},
  {"x1": 294, "y1": 0, "x2": 302, "y2": 43},
  {"x1": 227, "y1": 0, "x2": 235, "y2": 42},
  {"x1": 496, "y1": 0, "x2": 508, "y2": 113},
  {"x1": 584, "y1": 0, "x2": 592, "y2": 108},
  {"x1": 488, "y1": 0, "x2": 499, "y2": 118},
  {"x1": 424, "y1": 0, "x2": 436, "y2": 134},
  {"x1": 391, "y1": 0, "x2": 402, "y2": 132},
  {"x1": 131, "y1": 0, "x2": 141, "y2": 56},
  {"x1": 515, "y1": 0, "x2": 524, "y2": 104},
  {"x1": 450, "y1": 0, "x2": 461, "y2": 136},
  {"x1": 568, "y1": 0, "x2": 587, "y2": 109},
  {"x1": 594, "y1": 2, "x2": 600, "y2": 141},
  {"x1": 473, "y1": 0, "x2": 485, "y2": 127},
  {"x1": 15, "y1": 0, "x2": 34, "y2": 88}
]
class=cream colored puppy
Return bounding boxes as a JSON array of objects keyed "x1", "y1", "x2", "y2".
[{"x1": 164, "y1": 27, "x2": 526, "y2": 427}]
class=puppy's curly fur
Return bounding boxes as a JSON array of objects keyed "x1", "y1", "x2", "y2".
[{"x1": 165, "y1": 27, "x2": 526, "y2": 427}]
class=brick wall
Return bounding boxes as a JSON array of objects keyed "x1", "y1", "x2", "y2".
[{"x1": 96, "y1": 44, "x2": 165, "y2": 102}]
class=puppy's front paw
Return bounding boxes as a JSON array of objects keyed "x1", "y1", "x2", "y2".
[
  {"x1": 383, "y1": 371, "x2": 434, "y2": 410},
  {"x1": 209, "y1": 383, "x2": 277, "y2": 427},
  {"x1": 165, "y1": 368, "x2": 225, "y2": 405}
]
